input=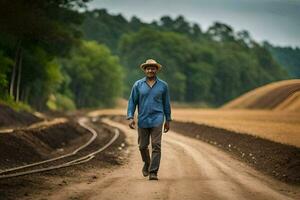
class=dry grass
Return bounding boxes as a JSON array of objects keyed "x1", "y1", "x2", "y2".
[
  {"x1": 89, "y1": 81, "x2": 300, "y2": 147},
  {"x1": 222, "y1": 79, "x2": 300, "y2": 112},
  {"x1": 88, "y1": 108, "x2": 300, "y2": 148},
  {"x1": 173, "y1": 109, "x2": 300, "y2": 148},
  {"x1": 275, "y1": 91, "x2": 300, "y2": 112}
]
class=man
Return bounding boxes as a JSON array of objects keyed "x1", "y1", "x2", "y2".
[{"x1": 127, "y1": 58, "x2": 172, "y2": 181}]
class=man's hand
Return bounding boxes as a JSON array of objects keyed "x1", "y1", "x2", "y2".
[
  {"x1": 128, "y1": 119, "x2": 136, "y2": 129},
  {"x1": 163, "y1": 121, "x2": 170, "y2": 133}
]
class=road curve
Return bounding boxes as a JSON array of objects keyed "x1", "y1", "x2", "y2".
[{"x1": 46, "y1": 119, "x2": 300, "y2": 200}]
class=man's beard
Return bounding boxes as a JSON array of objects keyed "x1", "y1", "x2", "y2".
[{"x1": 147, "y1": 73, "x2": 155, "y2": 77}]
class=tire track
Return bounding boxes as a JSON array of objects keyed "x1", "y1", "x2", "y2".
[{"x1": 0, "y1": 117, "x2": 119, "y2": 179}]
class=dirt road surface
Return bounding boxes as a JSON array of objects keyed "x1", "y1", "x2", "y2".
[{"x1": 43, "y1": 119, "x2": 299, "y2": 200}]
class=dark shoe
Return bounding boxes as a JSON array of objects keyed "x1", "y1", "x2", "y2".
[
  {"x1": 149, "y1": 173, "x2": 158, "y2": 180},
  {"x1": 142, "y1": 163, "x2": 149, "y2": 177}
]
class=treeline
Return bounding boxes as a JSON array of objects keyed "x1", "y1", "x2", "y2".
[
  {"x1": 0, "y1": 4, "x2": 292, "y2": 111},
  {"x1": 264, "y1": 42, "x2": 300, "y2": 78},
  {"x1": 81, "y1": 9, "x2": 289, "y2": 105},
  {"x1": 0, "y1": 1, "x2": 123, "y2": 111}
]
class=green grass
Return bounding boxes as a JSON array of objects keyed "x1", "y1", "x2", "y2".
[{"x1": 0, "y1": 98, "x2": 32, "y2": 112}]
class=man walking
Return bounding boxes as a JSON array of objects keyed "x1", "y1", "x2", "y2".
[{"x1": 127, "y1": 59, "x2": 172, "y2": 180}]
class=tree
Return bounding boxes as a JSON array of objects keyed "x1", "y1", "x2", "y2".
[
  {"x1": 81, "y1": 9, "x2": 131, "y2": 53},
  {"x1": 0, "y1": 0, "x2": 87, "y2": 104},
  {"x1": 207, "y1": 22, "x2": 235, "y2": 42},
  {"x1": 61, "y1": 41, "x2": 123, "y2": 108},
  {"x1": 0, "y1": 51, "x2": 13, "y2": 99}
]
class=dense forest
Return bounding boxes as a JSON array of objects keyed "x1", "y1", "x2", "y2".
[
  {"x1": 81, "y1": 9, "x2": 289, "y2": 105},
  {"x1": 0, "y1": 2, "x2": 297, "y2": 111},
  {"x1": 0, "y1": 1, "x2": 123, "y2": 111}
]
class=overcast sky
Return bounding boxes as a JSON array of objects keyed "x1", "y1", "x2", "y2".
[{"x1": 86, "y1": 0, "x2": 300, "y2": 47}]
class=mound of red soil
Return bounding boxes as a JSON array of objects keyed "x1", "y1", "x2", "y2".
[
  {"x1": 0, "y1": 121, "x2": 90, "y2": 170},
  {"x1": 0, "y1": 104, "x2": 41, "y2": 128}
]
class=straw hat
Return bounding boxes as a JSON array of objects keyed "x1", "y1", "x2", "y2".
[{"x1": 140, "y1": 59, "x2": 162, "y2": 71}]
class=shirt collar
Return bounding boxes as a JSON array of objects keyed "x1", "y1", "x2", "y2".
[{"x1": 142, "y1": 76, "x2": 159, "y2": 82}]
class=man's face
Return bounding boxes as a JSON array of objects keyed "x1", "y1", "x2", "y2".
[{"x1": 144, "y1": 65, "x2": 158, "y2": 78}]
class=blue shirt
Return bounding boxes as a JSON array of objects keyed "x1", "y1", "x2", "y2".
[{"x1": 127, "y1": 76, "x2": 172, "y2": 128}]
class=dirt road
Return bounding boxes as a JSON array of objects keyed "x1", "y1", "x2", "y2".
[{"x1": 44, "y1": 119, "x2": 299, "y2": 200}]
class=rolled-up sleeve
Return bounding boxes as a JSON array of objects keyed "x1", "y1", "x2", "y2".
[
  {"x1": 127, "y1": 83, "x2": 139, "y2": 120},
  {"x1": 163, "y1": 84, "x2": 172, "y2": 121}
]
